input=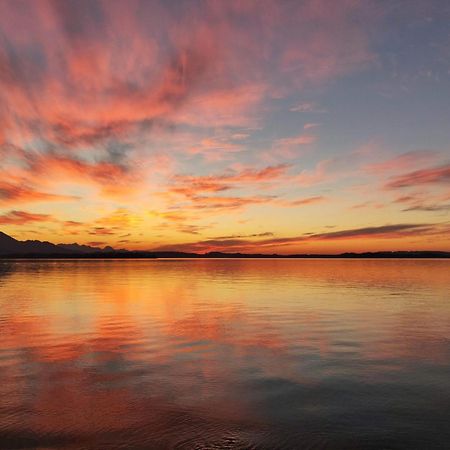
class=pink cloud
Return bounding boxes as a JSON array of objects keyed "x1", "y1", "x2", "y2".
[
  {"x1": 365, "y1": 150, "x2": 440, "y2": 174},
  {"x1": 168, "y1": 164, "x2": 291, "y2": 199},
  {"x1": 303, "y1": 123, "x2": 320, "y2": 130},
  {"x1": 385, "y1": 164, "x2": 450, "y2": 189},
  {"x1": 296, "y1": 159, "x2": 334, "y2": 186},
  {"x1": 0, "y1": 0, "x2": 375, "y2": 147}
]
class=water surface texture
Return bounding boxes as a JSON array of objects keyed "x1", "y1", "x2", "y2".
[{"x1": 0, "y1": 259, "x2": 449, "y2": 449}]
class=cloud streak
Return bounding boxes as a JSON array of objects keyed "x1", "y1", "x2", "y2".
[
  {"x1": 385, "y1": 164, "x2": 450, "y2": 189},
  {"x1": 0, "y1": 210, "x2": 54, "y2": 225},
  {"x1": 0, "y1": 181, "x2": 78, "y2": 205},
  {"x1": 155, "y1": 223, "x2": 447, "y2": 253}
]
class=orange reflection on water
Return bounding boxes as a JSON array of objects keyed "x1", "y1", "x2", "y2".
[{"x1": 0, "y1": 259, "x2": 449, "y2": 448}]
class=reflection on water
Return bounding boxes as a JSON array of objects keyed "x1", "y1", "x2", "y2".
[{"x1": 0, "y1": 259, "x2": 449, "y2": 449}]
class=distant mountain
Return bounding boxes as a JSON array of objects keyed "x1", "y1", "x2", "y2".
[
  {"x1": 0, "y1": 231, "x2": 118, "y2": 256},
  {"x1": 1, "y1": 231, "x2": 449, "y2": 258},
  {"x1": 57, "y1": 243, "x2": 115, "y2": 254},
  {"x1": 0, "y1": 231, "x2": 26, "y2": 254}
]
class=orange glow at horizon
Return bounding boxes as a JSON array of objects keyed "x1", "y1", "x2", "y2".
[{"x1": 0, "y1": 0, "x2": 449, "y2": 253}]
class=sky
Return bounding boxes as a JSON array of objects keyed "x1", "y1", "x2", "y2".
[{"x1": 0, "y1": 0, "x2": 449, "y2": 254}]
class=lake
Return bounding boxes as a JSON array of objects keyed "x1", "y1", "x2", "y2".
[{"x1": 0, "y1": 259, "x2": 449, "y2": 449}]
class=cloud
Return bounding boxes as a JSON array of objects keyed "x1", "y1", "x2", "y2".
[
  {"x1": 280, "y1": 1, "x2": 375, "y2": 87},
  {"x1": 212, "y1": 232, "x2": 274, "y2": 240},
  {"x1": 365, "y1": 150, "x2": 440, "y2": 174},
  {"x1": 153, "y1": 223, "x2": 444, "y2": 253},
  {"x1": 168, "y1": 164, "x2": 291, "y2": 199},
  {"x1": 0, "y1": 181, "x2": 79, "y2": 205},
  {"x1": 390, "y1": 191, "x2": 450, "y2": 213},
  {"x1": 402, "y1": 204, "x2": 450, "y2": 212},
  {"x1": 289, "y1": 102, "x2": 327, "y2": 113},
  {"x1": 350, "y1": 201, "x2": 384, "y2": 210},
  {"x1": 187, "y1": 195, "x2": 275, "y2": 212},
  {"x1": 175, "y1": 224, "x2": 208, "y2": 235},
  {"x1": 307, "y1": 224, "x2": 432, "y2": 241},
  {"x1": 21, "y1": 153, "x2": 141, "y2": 198},
  {"x1": 0, "y1": 0, "x2": 375, "y2": 142},
  {"x1": 185, "y1": 137, "x2": 242, "y2": 160},
  {"x1": 64, "y1": 220, "x2": 84, "y2": 227},
  {"x1": 385, "y1": 164, "x2": 450, "y2": 189},
  {"x1": 303, "y1": 123, "x2": 320, "y2": 130},
  {"x1": 296, "y1": 159, "x2": 334, "y2": 186},
  {"x1": 149, "y1": 210, "x2": 212, "y2": 235},
  {"x1": 86, "y1": 241, "x2": 107, "y2": 247},
  {"x1": 0, "y1": 0, "x2": 407, "y2": 250},
  {"x1": 95, "y1": 209, "x2": 141, "y2": 228},
  {"x1": 88, "y1": 227, "x2": 115, "y2": 236},
  {"x1": 284, "y1": 196, "x2": 326, "y2": 207},
  {"x1": 0, "y1": 210, "x2": 55, "y2": 225},
  {"x1": 276, "y1": 134, "x2": 317, "y2": 147}
]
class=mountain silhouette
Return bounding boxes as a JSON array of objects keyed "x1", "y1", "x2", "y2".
[
  {"x1": 0, "y1": 231, "x2": 117, "y2": 256},
  {"x1": 1, "y1": 231, "x2": 449, "y2": 258}
]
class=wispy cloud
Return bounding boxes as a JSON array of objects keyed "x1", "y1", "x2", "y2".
[
  {"x1": 154, "y1": 223, "x2": 446, "y2": 253},
  {"x1": 167, "y1": 164, "x2": 291, "y2": 199},
  {"x1": 365, "y1": 150, "x2": 440, "y2": 174},
  {"x1": 0, "y1": 181, "x2": 78, "y2": 205},
  {"x1": 282, "y1": 196, "x2": 326, "y2": 207},
  {"x1": 289, "y1": 102, "x2": 327, "y2": 113},
  {"x1": 385, "y1": 164, "x2": 450, "y2": 189},
  {"x1": 0, "y1": 210, "x2": 55, "y2": 225},
  {"x1": 303, "y1": 123, "x2": 320, "y2": 130}
]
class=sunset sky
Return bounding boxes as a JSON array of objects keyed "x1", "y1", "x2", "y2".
[{"x1": 0, "y1": 0, "x2": 449, "y2": 254}]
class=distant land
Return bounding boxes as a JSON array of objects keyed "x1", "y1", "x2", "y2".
[{"x1": 1, "y1": 231, "x2": 449, "y2": 259}]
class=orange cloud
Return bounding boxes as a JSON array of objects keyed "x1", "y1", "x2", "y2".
[
  {"x1": 284, "y1": 196, "x2": 326, "y2": 207},
  {"x1": 188, "y1": 195, "x2": 275, "y2": 212},
  {"x1": 0, "y1": 210, "x2": 55, "y2": 225},
  {"x1": 168, "y1": 164, "x2": 290, "y2": 199},
  {"x1": 0, "y1": 181, "x2": 78, "y2": 205},
  {"x1": 88, "y1": 227, "x2": 115, "y2": 236},
  {"x1": 21, "y1": 154, "x2": 140, "y2": 198}
]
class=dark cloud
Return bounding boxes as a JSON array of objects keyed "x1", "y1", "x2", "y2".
[
  {"x1": 154, "y1": 223, "x2": 444, "y2": 253},
  {"x1": 212, "y1": 232, "x2": 274, "y2": 239},
  {"x1": 310, "y1": 224, "x2": 431, "y2": 240},
  {"x1": 88, "y1": 227, "x2": 115, "y2": 235}
]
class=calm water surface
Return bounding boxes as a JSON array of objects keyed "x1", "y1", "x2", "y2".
[{"x1": 0, "y1": 259, "x2": 449, "y2": 449}]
